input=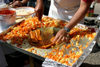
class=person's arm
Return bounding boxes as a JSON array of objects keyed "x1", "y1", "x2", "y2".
[
  {"x1": 53, "y1": 0, "x2": 92, "y2": 43},
  {"x1": 11, "y1": 0, "x2": 29, "y2": 7},
  {"x1": 35, "y1": 0, "x2": 44, "y2": 20},
  {"x1": 65, "y1": 0, "x2": 91, "y2": 29}
]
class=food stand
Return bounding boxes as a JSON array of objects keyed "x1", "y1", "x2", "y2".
[{"x1": 0, "y1": 13, "x2": 99, "y2": 67}]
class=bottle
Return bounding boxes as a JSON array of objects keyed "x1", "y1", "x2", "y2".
[{"x1": 89, "y1": 1, "x2": 96, "y2": 17}]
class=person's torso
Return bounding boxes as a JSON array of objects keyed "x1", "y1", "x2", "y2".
[
  {"x1": 49, "y1": 0, "x2": 83, "y2": 21},
  {"x1": 55, "y1": 0, "x2": 80, "y2": 10}
]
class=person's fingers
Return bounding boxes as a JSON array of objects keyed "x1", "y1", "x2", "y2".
[
  {"x1": 38, "y1": 14, "x2": 42, "y2": 20},
  {"x1": 12, "y1": 0, "x2": 14, "y2": 3},
  {"x1": 36, "y1": 12, "x2": 40, "y2": 20},
  {"x1": 9, "y1": 2, "x2": 13, "y2": 5},
  {"x1": 35, "y1": 10, "x2": 42, "y2": 21},
  {"x1": 12, "y1": 1, "x2": 21, "y2": 7},
  {"x1": 65, "y1": 37, "x2": 69, "y2": 42},
  {"x1": 36, "y1": 12, "x2": 38, "y2": 17},
  {"x1": 61, "y1": 37, "x2": 65, "y2": 42},
  {"x1": 38, "y1": 10, "x2": 43, "y2": 20},
  {"x1": 56, "y1": 35, "x2": 63, "y2": 43},
  {"x1": 53, "y1": 34, "x2": 59, "y2": 43},
  {"x1": 34, "y1": 9, "x2": 38, "y2": 17}
]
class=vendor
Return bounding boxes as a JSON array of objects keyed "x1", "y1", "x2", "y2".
[{"x1": 35, "y1": 0, "x2": 93, "y2": 43}]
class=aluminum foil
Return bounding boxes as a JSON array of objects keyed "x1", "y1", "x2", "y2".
[{"x1": 0, "y1": 20, "x2": 99, "y2": 67}]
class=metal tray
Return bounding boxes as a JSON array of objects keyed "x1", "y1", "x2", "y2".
[{"x1": 0, "y1": 17, "x2": 99, "y2": 67}]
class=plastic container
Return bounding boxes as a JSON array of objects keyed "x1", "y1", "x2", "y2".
[
  {"x1": 0, "y1": 3, "x2": 8, "y2": 10},
  {"x1": 0, "y1": 3, "x2": 16, "y2": 33}
]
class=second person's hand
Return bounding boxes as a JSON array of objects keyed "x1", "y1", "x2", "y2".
[
  {"x1": 35, "y1": 0, "x2": 44, "y2": 20},
  {"x1": 11, "y1": 1, "x2": 22, "y2": 8}
]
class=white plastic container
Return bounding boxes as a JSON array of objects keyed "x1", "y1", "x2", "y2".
[
  {"x1": 0, "y1": 3, "x2": 8, "y2": 10},
  {"x1": 0, "y1": 3, "x2": 16, "y2": 33}
]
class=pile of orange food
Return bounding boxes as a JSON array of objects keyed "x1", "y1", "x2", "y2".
[
  {"x1": 29, "y1": 29, "x2": 56, "y2": 49},
  {"x1": 0, "y1": 17, "x2": 65, "y2": 48},
  {"x1": 0, "y1": 16, "x2": 96, "y2": 66}
]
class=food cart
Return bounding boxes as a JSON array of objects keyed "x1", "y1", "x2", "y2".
[{"x1": 0, "y1": 5, "x2": 99, "y2": 67}]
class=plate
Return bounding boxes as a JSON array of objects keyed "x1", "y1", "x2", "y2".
[{"x1": 15, "y1": 7, "x2": 36, "y2": 18}]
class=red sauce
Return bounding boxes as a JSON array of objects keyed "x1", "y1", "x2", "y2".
[{"x1": 0, "y1": 9, "x2": 15, "y2": 15}]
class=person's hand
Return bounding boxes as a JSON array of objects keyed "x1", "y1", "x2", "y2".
[
  {"x1": 35, "y1": 1, "x2": 44, "y2": 20},
  {"x1": 11, "y1": 1, "x2": 22, "y2": 8},
  {"x1": 53, "y1": 29, "x2": 69, "y2": 44}
]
